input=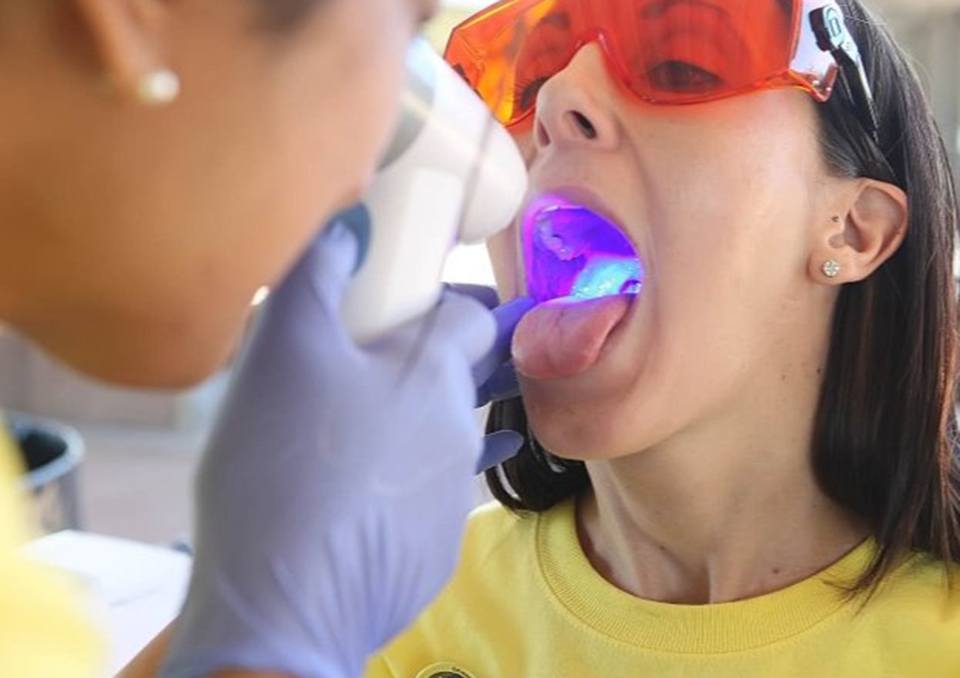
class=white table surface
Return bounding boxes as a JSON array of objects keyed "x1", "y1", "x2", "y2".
[{"x1": 25, "y1": 530, "x2": 191, "y2": 676}]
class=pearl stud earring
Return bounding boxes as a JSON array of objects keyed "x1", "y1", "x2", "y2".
[{"x1": 137, "y1": 68, "x2": 181, "y2": 106}]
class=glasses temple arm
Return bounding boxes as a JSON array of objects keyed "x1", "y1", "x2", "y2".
[{"x1": 810, "y1": 4, "x2": 882, "y2": 144}]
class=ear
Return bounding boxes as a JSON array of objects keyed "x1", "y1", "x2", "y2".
[
  {"x1": 70, "y1": 0, "x2": 171, "y2": 101},
  {"x1": 809, "y1": 179, "x2": 908, "y2": 285}
]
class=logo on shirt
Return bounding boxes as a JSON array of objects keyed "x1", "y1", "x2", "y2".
[{"x1": 416, "y1": 662, "x2": 478, "y2": 678}]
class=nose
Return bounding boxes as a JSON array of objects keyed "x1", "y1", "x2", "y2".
[{"x1": 532, "y1": 44, "x2": 621, "y2": 154}]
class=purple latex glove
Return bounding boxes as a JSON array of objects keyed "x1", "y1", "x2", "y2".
[
  {"x1": 448, "y1": 284, "x2": 535, "y2": 473},
  {"x1": 162, "y1": 225, "x2": 524, "y2": 678},
  {"x1": 447, "y1": 284, "x2": 534, "y2": 407}
]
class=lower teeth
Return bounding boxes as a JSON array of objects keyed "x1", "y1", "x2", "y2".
[{"x1": 570, "y1": 255, "x2": 644, "y2": 299}]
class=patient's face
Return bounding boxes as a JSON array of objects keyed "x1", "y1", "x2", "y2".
[{"x1": 489, "y1": 44, "x2": 834, "y2": 460}]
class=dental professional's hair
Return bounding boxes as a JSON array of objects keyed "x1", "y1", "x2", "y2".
[{"x1": 486, "y1": 0, "x2": 960, "y2": 595}]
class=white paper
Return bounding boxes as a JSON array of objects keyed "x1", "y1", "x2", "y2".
[{"x1": 25, "y1": 531, "x2": 191, "y2": 676}]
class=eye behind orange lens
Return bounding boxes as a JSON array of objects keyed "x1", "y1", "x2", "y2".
[{"x1": 445, "y1": 0, "x2": 838, "y2": 124}]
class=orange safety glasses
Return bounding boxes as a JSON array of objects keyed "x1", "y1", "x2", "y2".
[{"x1": 444, "y1": 0, "x2": 879, "y2": 137}]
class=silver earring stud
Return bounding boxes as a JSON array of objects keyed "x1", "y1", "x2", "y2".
[
  {"x1": 137, "y1": 68, "x2": 181, "y2": 106},
  {"x1": 822, "y1": 260, "x2": 841, "y2": 278}
]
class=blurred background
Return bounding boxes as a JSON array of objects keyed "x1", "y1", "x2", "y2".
[{"x1": 3, "y1": 0, "x2": 958, "y2": 548}]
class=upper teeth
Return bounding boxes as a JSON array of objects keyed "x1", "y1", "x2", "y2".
[{"x1": 536, "y1": 220, "x2": 579, "y2": 261}]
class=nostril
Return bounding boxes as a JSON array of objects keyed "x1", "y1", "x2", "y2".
[{"x1": 568, "y1": 111, "x2": 598, "y2": 140}]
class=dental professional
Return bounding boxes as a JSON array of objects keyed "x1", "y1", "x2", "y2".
[{"x1": 0, "y1": 1, "x2": 530, "y2": 677}]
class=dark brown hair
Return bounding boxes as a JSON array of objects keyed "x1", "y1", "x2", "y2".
[{"x1": 486, "y1": 0, "x2": 960, "y2": 594}]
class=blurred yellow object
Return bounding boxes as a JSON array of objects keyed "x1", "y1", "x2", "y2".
[{"x1": 0, "y1": 419, "x2": 103, "y2": 677}]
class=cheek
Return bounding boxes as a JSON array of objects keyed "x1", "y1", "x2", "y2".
[
  {"x1": 213, "y1": 0, "x2": 412, "y2": 295},
  {"x1": 251, "y1": 0, "x2": 413, "y2": 183},
  {"x1": 487, "y1": 128, "x2": 534, "y2": 299},
  {"x1": 512, "y1": 127, "x2": 537, "y2": 166},
  {"x1": 486, "y1": 224, "x2": 521, "y2": 298},
  {"x1": 288, "y1": 3, "x2": 410, "y2": 200},
  {"x1": 649, "y1": 177, "x2": 808, "y2": 372},
  {"x1": 649, "y1": 117, "x2": 816, "y2": 320}
]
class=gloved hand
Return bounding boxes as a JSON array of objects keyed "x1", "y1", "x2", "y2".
[
  {"x1": 447, "y1": 283, "x2": 533, "y2": 408},
  {"x1": 162, "y1": 224, "x2": 530, "y2": 678},
  {"x1": 450, "y1": 284, "x2": 534, "y2": 472}
]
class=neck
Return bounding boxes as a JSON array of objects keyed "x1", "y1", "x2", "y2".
[{"x1": 577, "y1": 343, "x2": 868, "y2": 605}]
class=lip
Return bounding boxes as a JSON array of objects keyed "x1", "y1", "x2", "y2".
[{"x1": 521, "y1": 185, "x2": 639, "y2": 252}]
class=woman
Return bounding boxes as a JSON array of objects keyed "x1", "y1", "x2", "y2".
[
  {"x1": 0, "y1": 1, "x2": 520, "y2": 676},
  {"x1": 367, "y1": 0, "x2": 960, "y2": 675}
]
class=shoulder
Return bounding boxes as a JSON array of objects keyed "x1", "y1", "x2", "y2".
[
  {"x1": 880, "y1": 552, "x2": 960, "y2": 608},
  {"x1": 467, "y1": 499, "x2": 522, "y2": 530},
  {"x1": 461, "y1": 501, "x2": 533, "y2": 554},
  {"x1": 449, "y1": 501, "x2": 543, "y2": 591},
  {"x1": 865, "y1": 553, "x2": 960, "y2": 651}
]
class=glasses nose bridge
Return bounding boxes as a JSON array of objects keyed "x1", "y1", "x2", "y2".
[
  {"x1": 571, "y1": 27, "x2": 617, "y2": 73},
  {"x1": 554, "y1": 36, "x2": 620, "y2": 95},
  {"x1": 553, "y1": 29, "x2": 628, "y2": 103}
]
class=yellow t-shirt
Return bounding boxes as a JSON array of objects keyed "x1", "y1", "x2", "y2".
[
  {"x1": 0, "y1": 424, "x2": 101, "y2": 676},
  {"x1": 367, "y1": 500, "x2": 960, "y2": 678}
]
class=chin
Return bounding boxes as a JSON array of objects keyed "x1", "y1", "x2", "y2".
[
  {"x1": 521, "y1": 380, "x2": 677, "y2": 462},
  {"x1": 129, "y1": 354, "x2": 228, "y2": 390},
  {"x1": 83, "y1": 345, "x2": 230, "y2": 390},
  {"x1": 44, "y1": 325, "x2": 237, "y2": 391},
  {"x1": 523, "y1": 395, "x2": 627, "y2": 461}
]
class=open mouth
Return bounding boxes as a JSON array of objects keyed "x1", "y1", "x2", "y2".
[
  {"x1": 523, "y1": 197, "x2": 645, "y2": 303},
  {"x1": 512, "y1": 195, "x2": 644, "y2": 381}
]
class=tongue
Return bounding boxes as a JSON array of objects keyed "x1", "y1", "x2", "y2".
[{"x1": 512, "y1": 295, "x2": 632, "y2": 380}]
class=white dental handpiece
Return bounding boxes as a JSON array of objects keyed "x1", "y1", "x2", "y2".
[{"x1": 337, "y1": 38, "x2": 528, "y2": 344}]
